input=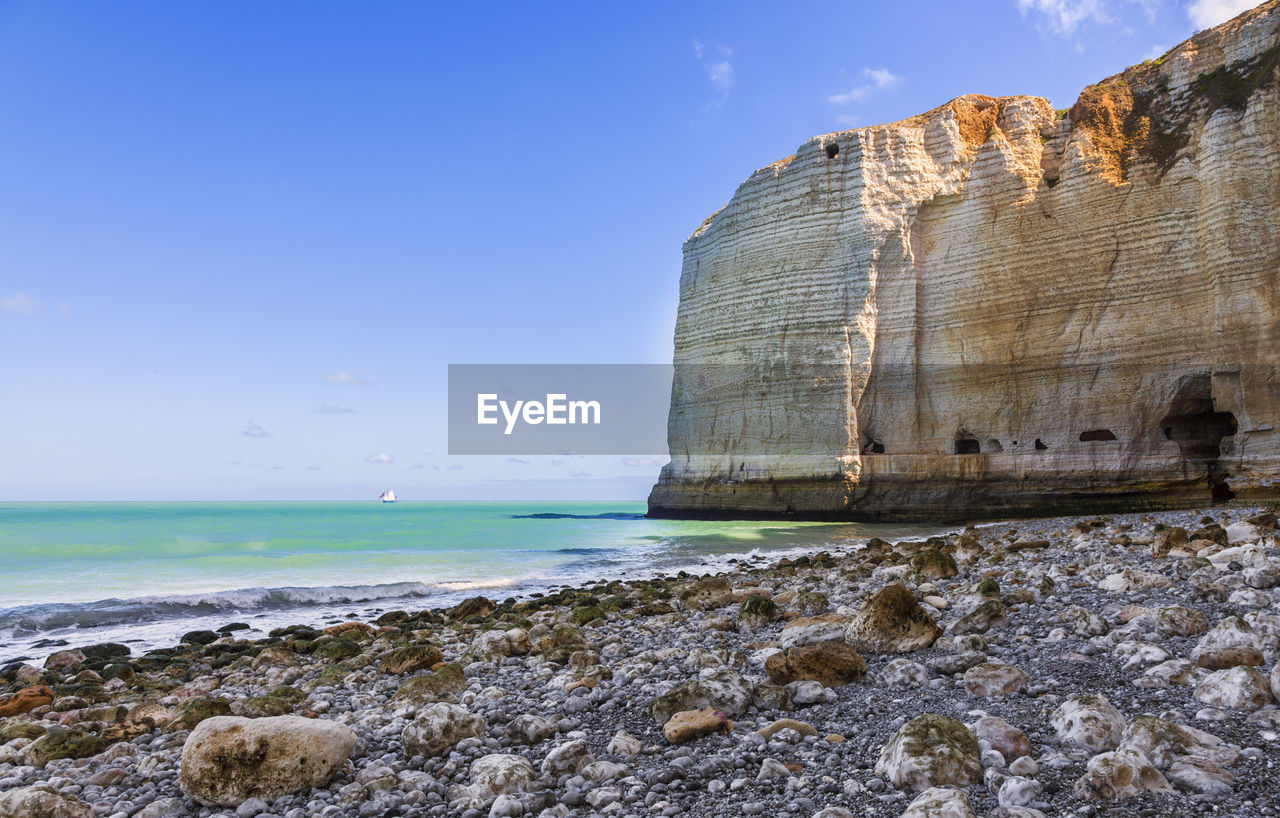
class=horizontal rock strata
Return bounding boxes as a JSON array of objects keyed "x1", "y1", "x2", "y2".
[{"x1": 650, "y1": 1, "x2": 1280, "y2": 520}]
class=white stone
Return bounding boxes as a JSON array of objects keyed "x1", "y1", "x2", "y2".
[
  {"x1": 605, "y1": 730, "x2": 642, "y2": 756},
  {"x1": 899, "y1": 787, "x2": 975, "y2": 818},
  {"x1": 998, "y1": 775, "x2": 1042, "y2": 807},
  {"x1": 875, "y1": 714, "x2": 981, "y2": 791},
  {"x1": 881, "y1": 658, "x2": 930, "y2": 689},
  {"x1": 540, "y1": 739, "x2": 592, "y2": 776},
  {"x1": 1050, "y1": 694, "x2": 1126, "y2": 752},
  {"x1": 401, "y1": 703, "x2": 486, "y2": 759},
  {"x1": 0, "y1": 786, "x2": 92, "y2": 818},
  {"x1": 1194, "y1": 666, "x2": 1273, "y2": 711},
  {"x1": 1072, "y1": 749, "x2": 1172, "y2": 801},
  {"x1": 469, "y1": 754, "x2": 535, "y2": 799},
  {"x1": 179, "y1": 715, "x2": 358, "y2": 807}
]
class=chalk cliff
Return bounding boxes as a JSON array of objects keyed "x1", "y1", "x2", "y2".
[{"x1": 649, "y1": 2, "x2": 1280, "y2": 521}]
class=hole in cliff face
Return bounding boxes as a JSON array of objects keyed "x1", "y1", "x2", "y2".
[
  {"x1": 1079, "y1": 429, "x2": 1117, "y2": 442},
  {"x1": 955, "y1": 436, "x2": 980, "y2": 455},
  {"x1": 986, "y1": 439, "x2": 1004, "y2": 453},
  {"x1": 1160, "y1": 374, "x2": 1237, "y2": 501},
  {"x1": 1034, "y1": 439, "x2": 1048, "y2": 450},
  {"x1": 1161, "y1": 377, "x2": 1237, "y2": 460},
  {"x1": 824, "y1": 142, "x2": 839, "y2": 159}
]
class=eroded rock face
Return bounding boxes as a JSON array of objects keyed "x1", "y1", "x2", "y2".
[
  {"x1": 649, "y1": 1, "x2": 1280, "y2": 521},
  {"x1": 179, "y1": 715, "x2": 357, "y2": 807}
]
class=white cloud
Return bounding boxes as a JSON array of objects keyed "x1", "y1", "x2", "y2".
[
  {"x1": 365, "y1": 452, "x2": 394, "y2": 464},
  {"x1": 324, "y1": 372, "x2": 374, "y2": 389},
  {"x1": 1188, "y1": 0, "x2": 1258, "y2": 28},
  {"x1": 241, "y1": 421, "x2": 272, "y2": 438},
  {"x1": 1, "y1": 292, "x2": 36, "y2": 314},
  {"x1": 305, "y1": 464, "x2": 323, "y2": 471},
  {"x1": 693, "y1": 39, "x2": 734, "y2": 101},
  {"x1": 315, "y1": 404, "x2": 355, "y2": 414},
  {"x1": 1016, "y1": 0, "x2": 1113, "y2": 35},
  {"x1": 622, "y1": 457, "x2": 658, "y2": 467},
  {"x1": 828, "y1": 68, "x2": 904, "y2": 119},
  {"x1": 56, "y1": 302, "x2": 71, "y2": 317},
  {"x1": 1144, "y1": 43, "x2": 1170, "y2": 59},
  {"x1": 505, "y1": 457, "x2": 530, "y2": 464},
  {"x1": 445, "y1": 464, "x2": 463, "y2": 471}
]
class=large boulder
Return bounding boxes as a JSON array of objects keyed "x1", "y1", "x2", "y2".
[
  {"x1": 540, "y1": 739, "x2": 593, "y2": 776},
  {"x1": 900, "y1": 787, "x2": 976, "y2": 818},
  {"x1": 468, "y1": 753, "x2": 535, "y2": 800},
  {"x1": 401, "y1": 703, "x2": 485, "y2": 759},
  {"x1": 451, "y1": 596, "x2": 496, "y2": 619},
  {"x1": 1194, "y1": 666, "x2": 1273, "y2": 711},
  {"x1": 875, "y1": 714, "x2": 981, "y2": 791},
  {"x1": 0, "y1": 685, "x2": 54, "y2": 717},
  {"x1": 1193, "y1": 617, "x2": 1277, "y2": 665},
  {"x1": 1072, "y1": 749, "x2": 1172, "y2": 801},
  {"x1": 844, "y1": 583, "x2": 942, "y2": 654},
  {"x1": 1117, "y1": 716, "x2": 1239, "y2": 769},
  {"x1": 393, "y1": 663, "x2": 466, "y2": 704},
  {"x1": 962, "y1": 663, "x2": 1029, "y2": 697},
  {"x1": 471, "y1": 630, "x2": 514, "y2": 662},
  {"x1": 20, "y1": 726, "x2": 108, "y2": 768},
  {"x1": 179, "y1": 715, "x2": 357, "y2": 807},
  {"x1": 970, "y1": 716, "x2": 1033, "y2": 761},
  {"x1": 163, "y1": 697, "x2": 232, "y2": 732},
  {"x1": 764, "y1": 642, "x2": 866, "y2": 688},
  {"x1": 649, "y1": 668, "x2": 752, "y2": 725},
  {"x1": 0, "y1": 786, "x2": 92, "y2": 818},
  {"x1": 380, "y1": 643, "x2": 443, "y2": 675},
  {"x1": 1050, "y1": 694, "x2": 1125, "y2": 752},
  {"x1": 677, "y1": 577, "x2": 733, "y2": 610},
  {"x1": 43, "y1": 650, "x2": 86, "y2": 673}
]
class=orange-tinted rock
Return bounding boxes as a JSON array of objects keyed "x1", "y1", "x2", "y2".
[{"x1": 0, "y1": 685, "x2": 54, "y2": 717}]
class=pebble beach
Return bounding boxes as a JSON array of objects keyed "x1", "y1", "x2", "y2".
[{"x1": 4, "y1": 504, "x2": 1280, "y2": 818}]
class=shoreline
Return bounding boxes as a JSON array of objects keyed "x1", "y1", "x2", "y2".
[
  {"x1": 2, "y1": 504, "x2": 1280, "y2": 817},
  {"x1": 0, "y1": 514, "x2": 953, "y2": 668}
]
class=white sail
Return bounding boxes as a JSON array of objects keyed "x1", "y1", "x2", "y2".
[{"x1": 386, "y1": 490, "x2": 396, "y2": 502}]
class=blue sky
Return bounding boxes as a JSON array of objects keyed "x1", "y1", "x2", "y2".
[{"x1": 0, "y1": 0, "x2": 1260, "y2": 501}]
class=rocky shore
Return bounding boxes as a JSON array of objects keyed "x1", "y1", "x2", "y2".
[{"x1": 4, "y1": 506, "x2": 1280, "y2": 818}]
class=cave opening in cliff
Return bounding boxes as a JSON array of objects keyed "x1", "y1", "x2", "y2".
[
  {"x1": 1159, "y1": 374, "x2": 1238, "y2": 501},
  {"x1": 1034, "y1": 439, "x2": 1048, "y2": 450},
  {"x1": 824, "y1": 142, "x2": 839, "y2": 159},
  {"x1": 955, "y1": 436, "x2": 980, "y2": 454},
  {"x1": 1079, "y1": 429, "x2": 1118, "y2": 442}
]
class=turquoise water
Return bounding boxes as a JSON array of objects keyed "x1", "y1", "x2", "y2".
[{"x1": 0, "y1": 502, "x2": 946, "y2": 662}]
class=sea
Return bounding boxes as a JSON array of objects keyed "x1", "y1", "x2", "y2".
[{"x1": 0, "y1": 502, "x2": 950, "y2": 664}]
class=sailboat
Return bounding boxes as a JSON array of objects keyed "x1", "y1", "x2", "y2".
[{"x1": 379, "y1": 489, "x2": 398, "y2": 503}]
